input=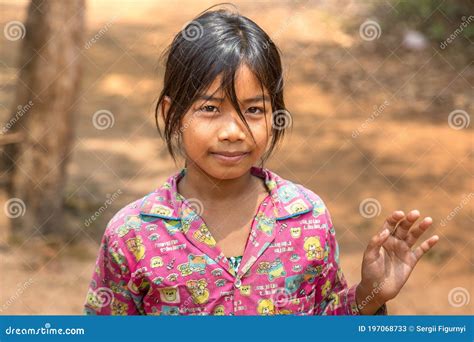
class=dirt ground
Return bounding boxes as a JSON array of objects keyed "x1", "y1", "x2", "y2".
[{"x1": 0, "y1": 0, "x2": 472, "y2": 315}]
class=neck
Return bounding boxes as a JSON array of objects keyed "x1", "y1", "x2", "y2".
[{"x1": 177, "y1": 161, "x2": 262, "y2": 203}]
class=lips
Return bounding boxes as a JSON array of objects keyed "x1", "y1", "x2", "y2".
[
  {"x1": 211, "y1": 151, "x2": 249, "y2": 157},
  {"x1": 210, "y1": 151, "x2": 249, "y2": 163}
]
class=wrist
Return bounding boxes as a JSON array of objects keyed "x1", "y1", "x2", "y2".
[{"x1": 356, "y1": 282, "x2": 387, "y2": 315}]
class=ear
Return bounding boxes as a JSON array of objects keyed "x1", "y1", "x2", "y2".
[{"x1": 161, "y1": 95, "x2": 172, "y2": 119}]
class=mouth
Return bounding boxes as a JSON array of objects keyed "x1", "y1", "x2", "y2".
[{"x1": 209, "y1": 151, "x2": 250, "y2": 164}]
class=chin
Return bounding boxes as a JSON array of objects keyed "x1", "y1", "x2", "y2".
[
  {"x1": 207, "y1": 165, "x2": 250, "y2": 180},
  {"x1": 198, "y1": 159, "x2": 253, "y2": 180}
]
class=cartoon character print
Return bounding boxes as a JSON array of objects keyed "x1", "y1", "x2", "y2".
[
  {"x1": 177, "y1": 254, "x2": 209, "y2": 276},
  {"x1": 323, "y1": 241, "x2": 330, "y2": 263},
  {"x1": 116, "y1": 215, "x2": 142, "y2": 237},
  {"x1": 290, "y1": 226, "x2": 301, "y2": 238},
  {"x1": 180, "y1": 207, "x2": 197, "y2": 234},
  {"x1": 161, "y1": 305, "x2": 180, "y2": 315},
  {"x1": 215, "y1": 279, "x2": 226, "y2": 287},
  {"x1": 148, "y1": 233, "x2": 160, "y2": 241},
  {"x1": 257, "y1": 299, "x2": 275, "y2": 315},
  {"x1": 108, "y1": 241, "x2": 129, "y2": 273},
  {"x1": 239, "y1": 285, "x2": 251, "y2": 296},
  {"x1": 150, "y1": 204, "x2": 173, "y2": 217},
  {"x1": 186, "y1": 279, "x2": 210, "y2": 305},
  {"x1": 311, "y1": 200, "x2": 327, "y2": 218},
  {"x1": 111, "y1": 298, "x2": 129, "y2": 315},
  {"x1": 85, "y1": 289, "x2": 103, "y2": 310},
  {"x1": 150, "y1": 256, "x2": 163, "y2": 268},
  {"x1": 193, "y1": 224, "x2": 216, "y2": 247},
  {"x1": 127, "y1": 276, "x2": 150, "y2": 295},
  {"x1": 159, "y1": 286, "x2": 180, "y2": 303},
  {"x1": 256, "y1": 257, "x2": 286, "y2": 281},
  {"x1": 109, "y1": 280, "x2": 131, "y2": 299},
  {"x1": 126, "y1": 236, "x2": 146, "y2": 261},
  {"x1": 303, "y1": 236, "x2": 323, "y2": 261},
  {"x1": 164, "y1": 220, "x2": 181, "y2": 235},
  {"x1": 255, "y1": 212, "x2": 275, "y2": 236},
  {"x1": 321, "y1": 279, "x2": 332, "y2": 297},
  {"x1": 303, "y1": 265, "x2": 322, "y2": 283},
  {"x1": 285, "y1": 274, "x2": 304, "y2": 294},
  {"x1": 213, "y1": 305, "x2": 225, "y2": 315},
  {"x1": 284, "y1": 199, "x2": 309, "y2": 215},
  {"x1": 277, "y1": 184, "x2": 299, "y2": 203},
  {"x1": 328, "y1": 292, "x2": 340, "y2": 306}
]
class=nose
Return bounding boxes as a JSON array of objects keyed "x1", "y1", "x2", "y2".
[{"x1": 217, "y1": 112, "x2": 247, "y2": 142}]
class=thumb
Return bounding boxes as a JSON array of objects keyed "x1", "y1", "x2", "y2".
[{"x1": 365, "y1": 229, "x2": 390, "y2": 259}]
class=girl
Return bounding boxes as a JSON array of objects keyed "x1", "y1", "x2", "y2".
[{"x1": 84, "y1": 6, "x2": 439, "y2": 316}]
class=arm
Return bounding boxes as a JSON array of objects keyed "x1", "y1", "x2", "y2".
[
  {"x1": 316, "y1": 207, "x2": 387, "y2": 315},
  {"x1": 83, "y1": 228, "x2": 143, "y2": 315}
]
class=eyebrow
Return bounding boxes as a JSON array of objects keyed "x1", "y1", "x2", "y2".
[{"x1": 197, "y1": 94, "x2": 270, "y2": 103}]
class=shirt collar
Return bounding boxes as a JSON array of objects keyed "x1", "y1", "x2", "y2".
[{"x1": 139, "y1": 166, "x2": 314, "y2": 221}]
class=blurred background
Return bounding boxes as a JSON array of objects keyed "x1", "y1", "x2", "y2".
[{"x1": 0, "y1": 0, "x2": 472, "y2": 314}]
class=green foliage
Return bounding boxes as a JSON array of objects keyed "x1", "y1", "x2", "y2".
[{"x1": 392, "y1": 0, "x2": 474, "y2": 41}]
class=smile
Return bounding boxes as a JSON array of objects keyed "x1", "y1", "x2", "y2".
[{"x1": 210, "y1": 152, "x2": 249, "y2": 164}]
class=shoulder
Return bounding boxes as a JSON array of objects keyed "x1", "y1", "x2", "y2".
[
  {"x1": 280, "y1": 177, "x2": 334, "y2": 230},
  {"x1": 103, "y1": 196, "x2": 147, "y2": 238}
]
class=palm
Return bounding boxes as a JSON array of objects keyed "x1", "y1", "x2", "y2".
[{"x1": 360, "y1": 210, "x2": 439, "y2": 302}]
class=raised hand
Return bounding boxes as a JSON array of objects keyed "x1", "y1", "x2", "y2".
[{"x1": 356, "y1": 210, "x2": 439, "y2": 314}]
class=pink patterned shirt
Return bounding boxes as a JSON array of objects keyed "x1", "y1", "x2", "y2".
[{"x1": 84, "y1": 166, "x2": 387, "y2": 315}]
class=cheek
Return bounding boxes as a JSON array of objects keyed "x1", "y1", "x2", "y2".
[
  {"x1": 249, "y1": 119, "x2": 272, "y2": 149},
  {"x1": 181, "y1": 122, "x2": 213, "y2": 155}
]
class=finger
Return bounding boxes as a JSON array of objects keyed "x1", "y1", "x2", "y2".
[
  {"x1": 406, "y1": 217, "x2": 433, "y2": 247},
  {"x1": 393, "y1": 209, "x2": 420, "y2": 240},
  {"x1": 381, "y1": 210, "x2": 405, "y2": 233},
  {"x1": 413, "y1": 235, "x2": 439, "y2": 261},
  {"x1": 365, "y1": 228, "x2": 391, "y2": 259}
]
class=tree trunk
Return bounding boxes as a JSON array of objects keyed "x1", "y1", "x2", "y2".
[{"x1": 2, "y1": 0, "x2": 85, "y2": 238}]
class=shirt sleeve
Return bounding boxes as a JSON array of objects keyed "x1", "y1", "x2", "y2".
[
  {"x1": 83, "y1": 224, "x2": 144, "y2": 315},
  {"x1": 315, "y1": 207, "x2": 387, "y2": 315}
]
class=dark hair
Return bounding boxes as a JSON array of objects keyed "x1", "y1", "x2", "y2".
[{"x1": 155, "y1": 4, "x2": 290, "y2": 164}]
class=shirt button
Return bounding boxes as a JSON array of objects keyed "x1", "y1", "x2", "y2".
[{"x1": 234, "y1": 279, "x2": 242, "y2": 288}]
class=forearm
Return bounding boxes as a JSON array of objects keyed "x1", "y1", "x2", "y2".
[{"x1": 355, "y1": 282, "x2": 387, "y2": 315}]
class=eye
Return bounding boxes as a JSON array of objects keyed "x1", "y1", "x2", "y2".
[
  {"x1": 246, "y1": 107, "x2": 264, "y2": 115},
  {"x1": 199, "y1": 105, "x2": 219, "y2": 113}
]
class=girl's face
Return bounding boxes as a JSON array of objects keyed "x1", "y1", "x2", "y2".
[{"x1": 179, "y1": 64, "x2": 273, "y2": 180}]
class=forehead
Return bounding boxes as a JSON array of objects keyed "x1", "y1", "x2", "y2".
[{"x1": 205, "y1": 64, "x2": 268, "y2": 97}]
